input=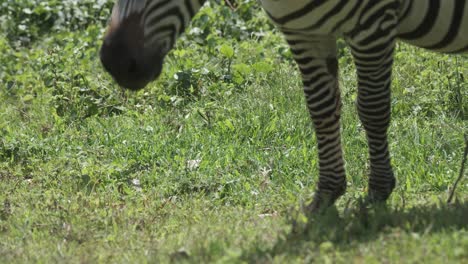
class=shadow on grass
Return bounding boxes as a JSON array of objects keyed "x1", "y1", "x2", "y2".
[{"x1": 244, "y1": 200, "x2": 468, "y2": 260}]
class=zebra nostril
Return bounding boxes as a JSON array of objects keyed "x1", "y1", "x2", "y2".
[{"x1": 128, "y1": 58, "x2": 137, "y2": 73}]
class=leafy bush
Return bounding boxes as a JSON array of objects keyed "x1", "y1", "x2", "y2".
[
  {"x1": 0, "y1": 0, "x2": 465, "y2": 123},
  {"x1": 0, "y1": 0, "x2": 113, "y2": 45},
  {"x1": 1, "y1": 0, "x2": 280, "y2": 116}
]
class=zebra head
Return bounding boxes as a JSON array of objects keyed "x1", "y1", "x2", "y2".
[{"x1": 100, "y1": 0, "x2": 201, "y2": 90}]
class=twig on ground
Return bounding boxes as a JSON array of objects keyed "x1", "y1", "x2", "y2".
[
  {"x1": 447, "y1": 133, "x2": 468, "y2": 204},
  {"x1": 224, "y1": 0, "x2": 237, "y2": 11}
]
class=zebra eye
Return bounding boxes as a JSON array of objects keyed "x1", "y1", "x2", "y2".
[{"x1": 161, "y1": 40, "x2": 170, "y2": 52}]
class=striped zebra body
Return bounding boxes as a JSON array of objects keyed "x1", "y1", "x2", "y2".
[{"x1": 100, "y1": 0, "x2": 468, "y2": 212}]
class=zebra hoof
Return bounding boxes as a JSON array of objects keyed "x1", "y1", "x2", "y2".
[
  {"x1": 367, "y1": 182, "x2": 396, "y2": 204},
  {"x1": 363, "y1": 191, "x2": 393, "y2": 210},
  {"x1": 305, "y1": 192, "x2": 341, "y2": 215},
  {"x1": 367, "y1": 176, "x2": 396, "y2": 203}
]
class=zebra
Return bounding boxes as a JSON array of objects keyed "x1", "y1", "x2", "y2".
[{"x1": 100, "y1": 0, "x2": 468, "y2": 213}]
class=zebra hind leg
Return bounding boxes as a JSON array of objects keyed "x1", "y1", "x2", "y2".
[
  {"x1": 306, "y1": 56, "x2": 348, "y2": 214},
  {"x1": 348, "y1": 38, "x2": 397, "y2": 204}
]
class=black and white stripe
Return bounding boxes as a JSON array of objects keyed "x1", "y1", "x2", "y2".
[{"x1": 101, "y1": 0, "x2": 468, "y2": 212}]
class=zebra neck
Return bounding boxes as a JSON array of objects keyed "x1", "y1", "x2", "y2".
[{"x1": 144, "y1": 0, "x2": 208, "y2": 31}]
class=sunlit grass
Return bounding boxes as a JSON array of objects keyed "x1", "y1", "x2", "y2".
[{"x1": 1, "y1": 19, "x2": 467, "y2": 264}]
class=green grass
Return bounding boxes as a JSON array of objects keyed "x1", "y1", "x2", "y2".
[{"x1": 1, "y1": 2, "x2": 468, "y2": 262}]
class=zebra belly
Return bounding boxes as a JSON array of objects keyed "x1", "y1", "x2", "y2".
[
  {"x1": 397, "y1": 0, "x2": 468, "y2": 53},
  {"x1": 258, "y1": 0, "x2": 362, "y2": 36}
]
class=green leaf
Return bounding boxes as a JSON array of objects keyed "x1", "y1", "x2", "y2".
[
  {"x1": 233, "y1": 63, "x2": 252, "y2": 75},
  {"x1": 225, "y1": 119, "x2": 235, "y2": 131},
  {"x1": 253, "y1": 61, "x2": 273, "y2": 74},
  {"x1": 22, "y1": 94, "x2": 34, "y2": 102},
  {"x1": 219, "y1": 44, "x2": 234, "y2": 59}
]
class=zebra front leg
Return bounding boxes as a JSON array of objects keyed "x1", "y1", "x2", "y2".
[
  {"x1": 348, "y1": 38, "x2": 397, "y2": 203},
  {"x1": 286, "y1": 35, "x2": 346, "y2": 213}
]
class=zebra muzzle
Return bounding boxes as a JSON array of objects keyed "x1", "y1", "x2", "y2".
[{"x1": 100, "y1": 10, "x2": 164, "y2": 90}]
